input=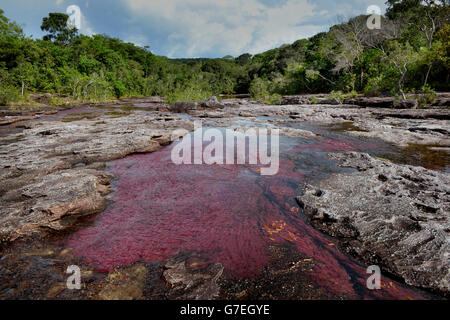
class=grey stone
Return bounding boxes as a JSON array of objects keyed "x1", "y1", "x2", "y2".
[
  {"x1": 200, "y1": 96, "x2": 225, "y2": 109},
  {"x1": 163, "y1": 255, "x2": 224, "y2": 300},
  {"x1": 171, "y1": 101, "x2": 198, "y2": 113},
  {"x1": 0, "y1": 113, "x2": 193, "y2": 243},
  {"x1": 297, "y1": 152, "x2": 450, "y2": 294}
]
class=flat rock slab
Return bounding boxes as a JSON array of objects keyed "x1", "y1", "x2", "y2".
[
  {"x1": 0, "y1": 116, "x2": 38, "y2": 126},
  {"x1": 282, "y1": 94, "x2": 449, "y2": 108},
  {"x1": 167, "y1": 98, "x2": 450, "y2": 148},
  {"x1": 0, "y1": 113, "x2": 194, "y2": 243},
  {"x1": 234, "y1": 126, "x2": 317, "y2": 138},
  {"x1": 297, "y1": 152, "x2": 449, "y2": 295},
  {"x1": 0, "y1": 168, "x2": 113, "y2": 242}
]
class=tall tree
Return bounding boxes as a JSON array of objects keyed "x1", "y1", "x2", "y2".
[
  {"x1": 383, "y1": 41, "x2": 419, "y2": 99},
  {"x1": 41, "y1": 13, "x2": 77, "y2": 44},
  {"x1": 0, "y1": 9, "x2": 23, "y2": 37},
  {"x1": 386, "y1": 0, "x2": 449, "y2": 86}
]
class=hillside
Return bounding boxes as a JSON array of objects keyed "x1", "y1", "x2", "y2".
[{"x1": 0, "y1": 0, "x2": 448, "y2": 107}]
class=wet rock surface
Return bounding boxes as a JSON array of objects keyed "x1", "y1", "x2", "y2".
[
  {"x1": 234, "y1": 126, "x2": 317, "y2": 138},
  {"x1": 282, "y1": 93, "x2": 450, "y2": 108},
  {"x1": 343, "y1": 97, "x2": 418, "y2": 109},
  {"x1": 0, "y1": 95, "x2": 449, "y2": 300},
  {"x1": 163, "y1": 253, "x2": 224, "y2": 300},
  {"x1": 162, "y1": 95, "x2": 450, "y2": 151},
  {"x1": 219, "y1": 244, "x2": 332, "y2": 300},
  {"x1": 0, "y1": 110, "x2": 193, "y2": 243},
  {"x1": 231, "y1": 103, "x2": 450, "y2": 148},
  {"x1": 297, "y1": 152, "x2": 449, "y2": 295},
  {"x1": 98, "y1": 264, "x2": 148, "y2": 300}
]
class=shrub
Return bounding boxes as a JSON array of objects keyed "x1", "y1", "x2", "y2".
[
  {"x1": 264, "y1": 93, "x2": 283, "y2": 105},
  {"x1": 417, "y1": 85, "x2": 437, "y2": 108},
  {"x1": 0, "y1": 86, "x2": 20, "y2": 105},
  {"x1": 364, "y1": 75, "x2": 383, "y2": 96},
  {"x1": 344, "y1": 90, "x2": 359, "y2": 99},
  {"x1": 249, "y1": 78, "x2": 269, "y2": 100},
  {"x1": 165, "y1": 87, "x2": 213, "y2": 105},
  {"x1": 248, "y1": 78, "x2": 282, "y2": 105},
  {"x1": 328, "y1": 90, "x2": 345, "y2": 104},
  {"x1": 113, "y1": 81, "x2": 127, "y2": 98}
]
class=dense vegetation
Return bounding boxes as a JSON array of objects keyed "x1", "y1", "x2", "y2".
[{"x1": 0, "y1": 0, "x2": 448, "y2": 106}]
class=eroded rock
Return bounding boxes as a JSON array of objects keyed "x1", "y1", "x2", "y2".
[
  {"x1": 98, "y1": 264, "x2": 148, "y2": 300},
  {"x1": 0, "y1": 113, "x2": 194, "y2": 243},
  {"x1": 163, "y1": 254, "x2": 224, "y2": 300},
  {"x1": 234, "y1": 126, "x2": 316, "y2": 138},
  {"x1": 200, "y1": 96, "x2": 225, "y2": 109},
  {"x1": 0, "y1": 168, "x2": 113, "y2": 242},
  {"x1": 297, "y1": 152, "x2": 449, "y2": 294},
  {"x1": 172, "y1": 101, "x2": 198, "y2": 113}
]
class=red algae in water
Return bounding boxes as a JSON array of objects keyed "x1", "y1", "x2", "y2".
[
  {"x1": 65, "y1": 135, "x2": 426, "y2": 300},
  {"x1": 66, "y1": 149, "x2": 299, "y2": 277}
]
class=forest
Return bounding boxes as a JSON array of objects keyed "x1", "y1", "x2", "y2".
[{"x1": 0, "y1": 0, "x2": 448, "y2": 106}]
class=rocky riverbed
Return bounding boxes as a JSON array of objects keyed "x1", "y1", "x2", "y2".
[
  {"x1": 0, "y1": 95, "x2": 448, "y2": 299},
  {"x1": 297, "y1": 152, "x2": 449, "y2": 294}
]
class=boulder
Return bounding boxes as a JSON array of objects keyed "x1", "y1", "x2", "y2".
[
  {"x1": 200, "y1": 96, "x2": 225, "y2": 109},
  {"x1": 0, "y1": 168, "x2": 114, "y2": 242},
  {"x1": 171, "y1": 101, "x2": 198, "y2": 113}
]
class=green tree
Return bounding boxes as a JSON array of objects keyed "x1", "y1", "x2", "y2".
[
  {"x1": 236, "y1": 53, "x2": 252, "y2": 65},
  {"x1": 0, "y1": 9, "x2": 23, "y2": 37},
  {"x1": 383, "y1": 41, "x2": 419, "y2": 99},
  {"x1": 15, "y1": 60, "x2": 35, "y2": 95},
  {"x1": 41, "y1": 13, "x2": 77, "y2": 44}
]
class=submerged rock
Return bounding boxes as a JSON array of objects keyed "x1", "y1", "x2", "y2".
[
  {"x1": 98, "y1": 264, "x2": 148, "y2": 300},
  {"x1": 0, "y1": 113, "x2": 194, "y2": 243},
  {"x1": 297, "y1": 152, "x2": 449, "y2": 295},
  {"x1": 163, "y1": 254, "x2": 224, "y2": 300},
  {"x1": 0, "y1": 116, "x2": 38, "y2": 126}
]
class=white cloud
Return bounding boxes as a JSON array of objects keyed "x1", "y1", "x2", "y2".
[
  {"x1": 55, "y1": 1, "x2": 95, "y2": 36},
  {"x1": 122, "y1": 0, "x2": 323, "y2": 57},
  {"x1": 79, "y1": 9, "x2": 95, "y2": 36}
]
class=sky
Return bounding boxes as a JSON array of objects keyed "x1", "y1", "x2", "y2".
[{"x1": 0, "y1": 0, "x2": 387, "y2": 58}]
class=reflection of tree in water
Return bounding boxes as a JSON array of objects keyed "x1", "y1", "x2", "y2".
[{"x1": 402, "y1": 144, "x2": 449, "y2": 171}]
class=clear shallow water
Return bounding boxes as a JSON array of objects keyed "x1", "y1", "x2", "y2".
[{"x1": 64, "y1": 123, "x2": 432, "y2": 300}]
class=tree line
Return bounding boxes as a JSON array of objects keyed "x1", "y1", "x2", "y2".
[{"x1": 0, "y1": 0, "x2": 448, "y2": 106}]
